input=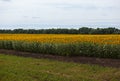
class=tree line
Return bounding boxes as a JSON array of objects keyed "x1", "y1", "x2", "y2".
[{"x1": 0, "y1": 27, "x2": 120, "y2": 34}]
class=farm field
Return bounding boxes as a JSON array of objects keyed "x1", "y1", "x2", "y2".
[
  {"x1": 0, "y1": 34, "x2": 120, "y2": 44},
  {"x1": 0, "y1": 54, "x2": 120, "y2": 81},
  {"x1": 0, "y1": 0, "x2": 120, "y2": 81},
  {"x1": 0, "y1": 34, "x2": 120, "y2": 59}
]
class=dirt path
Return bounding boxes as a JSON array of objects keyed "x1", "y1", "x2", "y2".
[{"x1": 0, "y1": 49, "x2": 120, "y2": 68}]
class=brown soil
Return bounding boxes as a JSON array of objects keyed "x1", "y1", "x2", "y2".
[{"x1": 0, "y1": 49, "x2": 120, "y2": 68}]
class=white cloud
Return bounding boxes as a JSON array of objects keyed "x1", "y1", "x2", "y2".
[{"x1": 0, "y1": 0, "x2": 120, "y2": 27}]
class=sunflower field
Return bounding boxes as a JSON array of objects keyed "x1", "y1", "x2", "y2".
[{"x1": 0, "y1": 34, "x2": 120, "y2": 58}]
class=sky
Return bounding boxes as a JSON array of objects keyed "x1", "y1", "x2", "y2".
[{"x1": 0, "y1": 0, "x2": 120, "y2": 29}]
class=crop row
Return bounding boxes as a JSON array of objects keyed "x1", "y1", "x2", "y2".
[{"x1": 0, "y1": 40, "x2": 119, "y2": 59}]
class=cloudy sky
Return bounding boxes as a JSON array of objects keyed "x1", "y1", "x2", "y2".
[{"x1": 0, "y1": 0, "x2": 120, "y2": 29}]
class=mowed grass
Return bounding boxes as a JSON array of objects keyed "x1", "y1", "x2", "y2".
[{"x1": 0, "y1": 54, "x2": 120, "y2": 81}]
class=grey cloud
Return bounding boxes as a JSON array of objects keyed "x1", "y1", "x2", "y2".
[
  {"x1": 0, "y1": 0, "x2": 120, "y2": 27},
  {"x1": 23, "y1": 16, "x2": 29, "y2": 18},
  {"x1": 48, "y1": 3, "x2": 107, "y2": 10},
  {"x1": 1, "y1": 0, "x2": 11, "y2": 2},
  {"x1": 47, "y1": 2, "x2": 120, "y2": 11},
  {"x1": 32, "y1": 17, "x2": 41, "y2": 19}
]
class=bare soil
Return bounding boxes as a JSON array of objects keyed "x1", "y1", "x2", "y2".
[{"x1": 0, "y1": 49, "x2": 120, "y2": 68}]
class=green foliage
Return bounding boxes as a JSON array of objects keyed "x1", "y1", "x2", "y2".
[
  {"x1": 0, "y1": 40, "x2": 13, "y2": 49},
  {"x1": 0, "y1": 27, "x2": 120, "y2": 34},
  {"x1": 0, "y1": 40, "x2": 120, "y2": 59}
]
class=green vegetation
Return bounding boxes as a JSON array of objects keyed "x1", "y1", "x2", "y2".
[
  {"x1": 0, "y1": 27, "x2": 120, "y2": 34},
  {"x1": 0, "y1": 40, "x2": 120, "y2": 59},
  {"x1": 0, "y1": 54, "x2": 120, "y2": 81}
]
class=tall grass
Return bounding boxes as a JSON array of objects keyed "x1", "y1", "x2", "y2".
[{"x1": 0, "y1": 40, "x2": 119, "y2": 59}]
